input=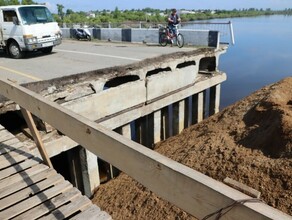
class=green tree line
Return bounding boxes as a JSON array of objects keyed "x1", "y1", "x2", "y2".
[
  {"x1": 0, "y1": 0, "x2": 36, "y2": 5},
  {"x1": 54, "y1": 6, "x2": 292, "y2": 26},
  {"x1": 1, "y1": 2, "x2": 291, "y2": 25}
]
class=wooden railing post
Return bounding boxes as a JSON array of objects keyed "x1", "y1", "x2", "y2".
[{"x1": 20, "y1": 108, "x2": 53, "y2": 168}]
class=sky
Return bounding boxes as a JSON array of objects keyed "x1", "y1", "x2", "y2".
[{"x1": 35, "y1": 0, "x2": 292, "y2": 13}]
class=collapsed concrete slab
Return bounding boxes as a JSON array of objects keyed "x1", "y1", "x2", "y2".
[{"x1": 0, "y1": 46, "x2": 227, "y2": 197}]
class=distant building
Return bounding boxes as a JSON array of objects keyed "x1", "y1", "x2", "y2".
[
  {"x1": 180, "y1": 10, "x2": 197, "y2": 14},
  {"x1": 87, "y1": 13, "x2": 96, "y2": 18}
]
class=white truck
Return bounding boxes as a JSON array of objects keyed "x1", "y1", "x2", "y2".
[{"x1": 0, "y1": 5, "x2": 62, "y2": 58}]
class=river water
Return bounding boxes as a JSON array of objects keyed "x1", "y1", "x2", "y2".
[{"x1": 199, "y1": 15, "x2": 292, "y2": 108}]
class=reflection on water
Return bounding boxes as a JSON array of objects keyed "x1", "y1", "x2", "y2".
[{"x1": 213, "y1": 15, "x2": 292, "y2": 108}]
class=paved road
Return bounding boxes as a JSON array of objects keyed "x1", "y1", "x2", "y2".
[{"x1": 0, "y1": 40, "x2": 193, "y2": 84}]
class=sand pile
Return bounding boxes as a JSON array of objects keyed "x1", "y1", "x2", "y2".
[{"x1": 92, "y1": 77, "x2": 292, "y2": 219}]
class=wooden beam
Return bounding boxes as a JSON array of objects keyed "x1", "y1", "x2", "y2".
[
  {"x1": 21, "y1": 108, "x2": 53, "y2": 168},
  {"x1": 0, "y1": 78, "x2": 290, "y2": 220}
]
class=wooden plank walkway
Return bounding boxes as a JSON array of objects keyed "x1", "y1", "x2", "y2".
[{"x1": 0, "y1": 125, "x2": 111, "y2": 220}]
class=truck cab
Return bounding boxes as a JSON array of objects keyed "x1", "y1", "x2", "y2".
[{"x1": 0, "y1": 5, "x2": 62, "y2": 58}]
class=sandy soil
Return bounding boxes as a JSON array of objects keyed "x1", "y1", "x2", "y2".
[{"x1": 92, "y1": 77, "x2": 292, "y2": 219}]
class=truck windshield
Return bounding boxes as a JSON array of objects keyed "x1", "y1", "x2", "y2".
[{"x1": 19, "y1": 6, "x2": 54, "y2": 25}]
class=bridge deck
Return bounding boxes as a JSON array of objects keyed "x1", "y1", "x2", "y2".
[{"x1": 0, "y1": 125, "x2": 110, "y2": 220}]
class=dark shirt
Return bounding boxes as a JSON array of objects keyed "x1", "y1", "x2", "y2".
[{"x1": 168, "y1": 14, "x2": 179, "y2": 26}]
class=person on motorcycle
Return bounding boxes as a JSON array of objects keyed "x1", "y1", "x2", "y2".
[{"x1": 168, "y1": 8, "x2": 181, "y2": 37}]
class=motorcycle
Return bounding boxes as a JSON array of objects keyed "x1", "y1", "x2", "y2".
[{"x1": 74, "y1": 28, "x2": 91, "y2": 41}]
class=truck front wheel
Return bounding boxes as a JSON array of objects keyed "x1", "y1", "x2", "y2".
[{"x1": 8, "y1": 41, "x2": 24, "y2": 59}]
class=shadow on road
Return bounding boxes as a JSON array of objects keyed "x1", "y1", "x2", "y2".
[{"x1": 0, "y1": 49, "x2": 56, "y2": 59}]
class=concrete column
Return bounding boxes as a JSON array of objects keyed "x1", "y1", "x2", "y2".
[
  {"x1": 121, "y1": 123, "x2": 131, "y2": 139},
  {"x1": 133, "y1": 116, "x2": 153, "y2": 148},
  {"x1": 161, "y1": 106, "x2": 170, "y2": 140},
  {"x1": 153, "y1": 110, "x2": 161, "y2": 143},
  {"x1": 141, "y1": 116, "x2": 151, "y2": 147},
  {"x1": 107, "y1": 124, "x2": 132, "y2": 178},
  {"x1": 168, "y1": 105, "x2": 173, "y2": 137},
  {"x1": 192, "y1": 91, "x2": 205, "y2": 124},
  {"x1": 80, "y1": 148, "x2": 100, "y2": 198},
  {"x1": 109, "y1": 163, "x2": 120, "y2": 180},
  {"x1": 135, "y1": 118, "x2": 143, "y2": 144},
  {"x1": 178, "y1": 100, "x2": 186, "y2": 133},
  {"x1": 198, "y1": 91, "x2": 205, "y2": 122},
  {"x1": 67, "y1": 149, "x2": 80, "y2": 189},
  {"x1": 173, "y1": 100, "x2": 185, "y2": 135},
  {"x1": 192, "y1": 94, "x2": 198, "y2": 124},
  {"x1": 105, "y1": 126, "x2": 130, "y2": 179},
  {"x1": 185, "y1": 97, "x2": 191, "y2": 127},
  {"x1": 209, "y1": 84, "x2": 221, "y2": 115},
  {"x1": 145, "y1": 115, "x2": 154, "y2": 149}
]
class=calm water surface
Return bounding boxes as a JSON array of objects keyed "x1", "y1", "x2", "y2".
[{"x1": 208, "y1": 15, "x2": 292, "y2": 108}]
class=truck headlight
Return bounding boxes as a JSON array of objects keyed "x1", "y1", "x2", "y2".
[
  {"x1": 24, "y1": 35, "x2": 38, "y2": 44},
  {"x1": 55, "y1": 32, "x2": 62, "y2": 39}
]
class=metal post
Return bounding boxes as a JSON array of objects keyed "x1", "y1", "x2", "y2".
[{"x1": 229, "y1": 21, "x2": 235, "y2": 45}]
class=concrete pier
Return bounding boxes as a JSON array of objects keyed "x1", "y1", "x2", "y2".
[{"x1": 80, "y1": 149, "x2": 100, "y2": 197}]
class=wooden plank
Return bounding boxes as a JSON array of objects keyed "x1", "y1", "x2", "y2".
[
  {"x1": 224, "y1": 177, "x2": 261, "y2": 199},
  {"x1": 0, "y1": 172, "x2": 63, "y2": 211},
  {"x1": 0, "y1": 78, "x2": 290, "y2": 220},
  {"x1": 0, "y1": 156, "x2": 42, "y2": 180},
  {"x1": 0, "y1": 168, "x2": 56, "y2": 198},
  {"x1": 0, "y1": 137, "x2": 20, "y2": 147},
  {"x1": 39, "y1": 195, "x2": 92, "y2": 220},
  {"x1": 0, "y1": 139, "x2": 22, "y2": 155},
  {"x1": 0, "y1": 129, "x2": 15, "y2": 142},
  {"x1": 21, "y1": 108, "x2": 53, "y2": 168},
  {"x1": 13, "y1": 187, "x2": 81, "y2": 220},
  {"x1": 0, "y1": 179, "x2": 72, "y2": 220},
  {"x1": 71, "y1": 205, "x2": 112, "y2": 220},
  {"x1": 0, "y1": 163, "x2": 49, "y2": 189},
  {"x1": 0, "y1": 146, "x2": 34, "y2": 170},
  {"x1": 0, "y1": 145, "x2": 30, "y2": 160}
]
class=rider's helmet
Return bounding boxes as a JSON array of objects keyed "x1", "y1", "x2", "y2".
[{"x1": 171, "y1": 8, "x2": 177, "y2": 14}]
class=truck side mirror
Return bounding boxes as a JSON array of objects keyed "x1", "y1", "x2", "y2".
[{"x1": 12, "y1": 16, "x2": 19, "y2": 25}]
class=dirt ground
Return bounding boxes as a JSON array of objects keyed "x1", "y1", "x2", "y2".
[{"x1": 92, "y1": 77, "x2": 292, "y2": 219}]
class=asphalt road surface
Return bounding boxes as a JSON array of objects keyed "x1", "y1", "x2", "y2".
[{"x1": 0, "y1": 40, "x2": 193, "y2": 84}]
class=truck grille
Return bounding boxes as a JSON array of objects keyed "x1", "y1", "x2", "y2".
[{"x1": 38, "y1": 36, "x2": 56, "y2": 43}]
